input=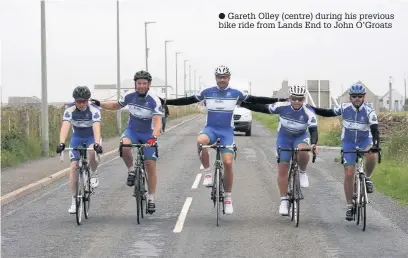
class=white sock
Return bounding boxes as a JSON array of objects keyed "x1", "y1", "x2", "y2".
[
  {"x1": 300, "y1": 170, "x2": 306, "y2": 174},
  {"x1": 281, "y1": 196, "x2": 288, "y2": 201},
  {"x1": 225, "y1": 192, "x2": 231, "y2": 199},
  {"x1": 128, "y1": 166, "x2": 134, "y2": 172},
  {"x1": 148, "y1": 194, "x2": 155, "y2": 201}
]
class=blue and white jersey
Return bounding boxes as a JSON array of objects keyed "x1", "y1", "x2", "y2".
[
  {"x1": 333, "y1": 102, "x2": 378, "y2": 143},
  {"x1": 195, "y1": 85, "x2": 248, "y2": 129},
  {"x1": 119, "y1": 90, "x2": 163, "y2": 133},
  {"x1": 267, "y1": 102, "x2": 318, "y2": 136},
  {"x1": 63, "y1": 103, "x2": 101, "y2": 138}
]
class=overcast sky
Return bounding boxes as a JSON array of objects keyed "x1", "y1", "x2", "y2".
[{"x1": 1, "y1": 0, "x2": 407, "y2": 102}]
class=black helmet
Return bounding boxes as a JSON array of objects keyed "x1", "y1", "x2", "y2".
[
  {"x1": 133, "y1": 70, "x2": 152, "y2": 82},
  {"x1": 72, "y1": 86, "x2": 91, "y2": 100}
]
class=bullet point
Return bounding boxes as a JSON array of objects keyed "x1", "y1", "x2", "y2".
[{"x1": 219, "y1": 13, "x2": 225, "y2": 19}]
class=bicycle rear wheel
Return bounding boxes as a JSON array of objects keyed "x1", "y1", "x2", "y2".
[
  {"x1": 134, "y1": 167, "x2": 142, "y2": 224},
  {"x1": 360, "y1": 177, "x2": 367, "y2": 231},
  {"x1": 76, "y1": 168, "x2": 84, "y2": 225},
  {"x1": 83, "y1": 168, "x2": 91, "y2": 219}
]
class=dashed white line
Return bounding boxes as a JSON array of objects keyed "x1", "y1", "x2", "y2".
[
  {"x1": 173, "y1": 197, "x2": 193, "y2": 233},
  {"x1": 191, "y1": 173, "x2": 202, "y2": 189}
]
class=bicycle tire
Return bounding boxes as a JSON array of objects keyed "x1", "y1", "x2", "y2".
[
  {"x1": 216, "y1": 167, "x2": 220, "y2": 227},
  {"x1": 140, "y1": 169, "x2": 146, "y2": 218},
  {"x1": 294, "y1": 170, "x2": 301, "y2": 227},
  {"x1": 356, "y1": 176, "x2": 361, "y2": 225},
  {"x1": 135, "y1": 167, "x2": 141, "y2": 224},
  {"x1": 76, "y1": 167, "x2": 84, "y2": 225},
  {"x1": 360, "y1": 177, "x2": 367, "y2": 231},
  {"x1": 220, "y1": 175, "x2": 225, "y2": 215},
  {"x1": 288, "y1": 168, "x2": 295, "y2": 220},
  {"x1": 83, "y1": 167, "x2": 91, "y2": 219},
  {"x1": 353, "y1": 177, "x2": 358, "y2": 222}
]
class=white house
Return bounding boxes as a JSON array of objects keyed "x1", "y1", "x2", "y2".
[{"x1": 379, "y1": 89, "x2": 405, "y2": 111}]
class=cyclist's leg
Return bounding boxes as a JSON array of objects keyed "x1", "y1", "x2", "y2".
[
  {"x1": 342, "y1": 141, "x2": 356, "y2": 220},
  {"x1": 67, "y1": 136, "x2": 81, "y2": 213},
  {"x1": 139, "y1": 131, "x2": 158, "y2": 213},
  {"x1": 198, "y1": 127, "x2": 216, "y2": 186},
  {"x1": 219, "y1": 128, "x2": 235, "y2": 214},
  {"x1": 361, "y1": 139, "x2": 376, "y2": 193},
  {"x1": 294, "y1": 133, "x2": 311, "y2": 188},
  {"x1": 276, "y1": 134, "x2": 293, "y2": 215},
  {"x1": 120, "y1": 128, "x2": 137, "y2": 186}
]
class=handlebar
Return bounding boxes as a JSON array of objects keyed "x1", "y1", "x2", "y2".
[
  {"x1": 119, "y1": 142, "x2": 159, "y2": 158},
  {"x1": 59, "y1": 146, "x2": 101, "y2": 163},
  {"x1": 277, "y1": 146, "x2": 317, "y2": 164},
  {"x1": 340, "y1": 147, "x2": 382, "y2": 164},
  {"x1": 198, "y1": 138, "x2": 238, "y2": 160}
]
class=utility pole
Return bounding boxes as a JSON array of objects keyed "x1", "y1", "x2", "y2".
[
  {"x1": 249, "y1": 81, "x2": 252, "y2": 94},
  {"x1": 144, "y1": 21, "x2": 156, "y2": 71},
  {"x1": 164, "y1": 40, "x2": 173, "y2": 99},
  {"x1": 389, "y1": 76, "x2": 393, "y2": 111},
  {"x1": 183, "y1": 60, "x2": 188, "y2": 97},
  {"x1": 194, "y1": 70, "x2": 196, "y2": 94},
  {"x1": 40, "y1": 0, "x2": 49, "y2": 156},
  {"x1": 116, "y1": 0, "x2": 121, "y2": 134},
  {"x1": 189, "y1": 65, "x2": 191, "y2": 96}
]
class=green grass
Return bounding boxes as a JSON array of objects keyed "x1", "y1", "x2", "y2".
[{"x1": 252, "y1": 112, "x2": 280, "y2": 131}]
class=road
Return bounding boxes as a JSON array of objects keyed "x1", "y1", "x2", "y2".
[{"x1": 2, "y1": 117, "x2": 408, "y2": 258}]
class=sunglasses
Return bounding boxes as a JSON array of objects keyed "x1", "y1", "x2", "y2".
[
  {"x1": 75, "y1": 99, "x2": 88, "y2": 104},
  {"x1": 350, "y1": 95, "x2": 364, "y2": 99},
  {"x1": 290, "y1": 96, "x2": 305, "y2": 102}
]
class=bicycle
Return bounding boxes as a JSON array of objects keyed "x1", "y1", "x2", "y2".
[
  {"x1": 198, "y1": 138, "x2": 237, "y2": 227},
  {"x1": 60, "y1": 143, "x2": 101, "y2": 225},
  {"x1": 277, "y1": 146, "x2": 316, "y2": 227},
  {"x1": 119, "y1": 140, "x2": 159, "y2": 224},
  {"x1": 340, "y1": 147, "x2": 382, "y2": 231}
]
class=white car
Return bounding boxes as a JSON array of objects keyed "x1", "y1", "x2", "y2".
[{"x1": 233, "y1": 105, "x2": 252, "y2": 136}]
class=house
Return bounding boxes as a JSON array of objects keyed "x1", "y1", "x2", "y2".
[
  {"x1": 336, "y1": 81, "x2": 380, "y2": 112},
  {"x1": 378, "y1": 89, "x2": 405, "y2": 112}
]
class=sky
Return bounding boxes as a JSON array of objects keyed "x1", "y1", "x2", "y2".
[{"x1": 1, "y1": 0, "x2": 407, "y2": 103}]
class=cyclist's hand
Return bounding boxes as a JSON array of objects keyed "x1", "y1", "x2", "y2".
[
  {"x1": 158, "y1": 97, "x2": 165, "y2": 105},
  {"x1": 310, "y1": 144, "x2": 319, "y2": 155},
  {"x1": 369, "y1": 145, "x2": 379, "y2": 153},
  {"x1": 90, "y1": 98, "x2": 101, "y2": 106},
  {"x1": 93, "y1": 143, "x2": 103, "y2": 154},
  {"x1": 146, "y1": 136, "x2": 157, "y2": 146},
  {"x1": 56, "y1": 143, "x2": 65, "y2": 153}
]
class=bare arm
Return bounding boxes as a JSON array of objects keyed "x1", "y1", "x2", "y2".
[
  {"x1": 152, "y1": 116, "x2": 162, "y2": 137},
  {"x1": 92, "y1": 122, "x2": 102, "y2": 144},
  {"x1": 59, "y1": 121, "x2": 71, "y2": 143},
  {"x1": 100, "y1": 101, "x2": 121, "y2": 110}
]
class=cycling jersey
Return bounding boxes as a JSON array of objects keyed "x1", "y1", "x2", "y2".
[
  {"x1": 267, "y1": 102, "x2": 318, "y2": 137},
  {"x1": 333, "y1": 102, "x2": 378, "y2": 143},
  {"x1": 195, "y1": 85, "x2": 248, "y2": 129},
  {"x1": 119, "y1": 91, "x2": 163, "y2": 133},
  {"x1": 63, "y1": 103, "x2": 101, "y2": 138}
]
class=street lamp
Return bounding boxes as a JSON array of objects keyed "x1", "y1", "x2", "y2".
[
  {"x1": 183, "y1": 60, "x2": 189, "y2": 97},
  {"x1": 199, "y1": 76, "x2": 202, "y2": 91},
  {"x1": 40, "y1": 0, "x2": 49, "y2": 156},
  {"x1": 164, "y1": 40, "x2": 173, "y2": 99},
  {"x1": 189, "y1": 65, "x2": 191, "y2": 96},
  {"x1": 194, "y1": 69, "x2": 196, "y2": 94},
  {"x1": 144, "y1": 21, "x2": 156, "y2": 71},
  {"x1": 175, "y1": 52, "x2": 182, "y2": 98}
]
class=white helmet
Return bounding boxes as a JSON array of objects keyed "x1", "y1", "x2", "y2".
[
  {"x1": 215, "y1": 65, "x2": 231, "y2": 76},
  {"x1": 288, "y1": 85, "x2": 307, "y2": 97}
]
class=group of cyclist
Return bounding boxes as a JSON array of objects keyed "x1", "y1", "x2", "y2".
[{"x1": 57, "y1": 64, "x2": 380, "y2": 221}]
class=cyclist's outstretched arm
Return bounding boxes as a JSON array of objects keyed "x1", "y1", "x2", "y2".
[
  {"x1": 165, "y1": 96, "x2": 200, "y2": 106},
  {"x1": 90, "y1": 99, "x2": 121, "y2": 110},
  {"x1": 240, "y1": 102, "x2": 271, "y2": 114},
  {"x1": 243, "y1": 95, "x2": 288, "y2": 104},
  {"x1": 308, "y1": 105, "x2": 339, "y2": 117},
  {"x1": 368, "y1": 110, "x2": 380, "y2": 148}
]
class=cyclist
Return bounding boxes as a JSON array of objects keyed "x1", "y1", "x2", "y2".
[
  {"x1": 161, "y1": 65, "x2": 286, "y2": 214},
  {"x1": 56, "y1": 86, "x2": 103, "y2": 214},
  {"x1": 91, "y1": 70, "x2": 163, "y2": 214},
  {"x1": 240, "y1": 85, "x2": 319, "y2": 216},
  {"x1": 308, "y1": 82, "x2": 380, "y2": 221}
]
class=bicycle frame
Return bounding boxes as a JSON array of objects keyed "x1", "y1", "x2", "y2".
[
  {"x1": 119, "y1": 141, "x2": 159, "y2": 224},
  {"x1": 198, "y1": 138, "x2": 237, "y2": 226}
]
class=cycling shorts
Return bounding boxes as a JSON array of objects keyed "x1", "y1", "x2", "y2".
[
  {"x1": 342, "y1": 138, "x2": 373, "y2": 167},
  {"x1": 199, "y1": 126, "x2": 234, "y2": 153},
  {"x1": 121, "y1": 128, "x2": 157, "y2": 161},
  {"x1": 69, "y1": 136, "x2": 95, "y2": 161},
  {"x1": 276, "y1": 132, "x2": 310, "y2": 163}
]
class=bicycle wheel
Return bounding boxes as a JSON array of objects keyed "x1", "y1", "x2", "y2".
[
  {"x1": 220, "y1": 174, "x2": 225, "y2": 215},
  {"x1": 216, "y1": 168, "x2": 220, "y2": 226},
  {"x1": 353, "y1": 176, "x2": 359, "y2": 222},
  {"x1": 134, "y1": 167, "x2": 141, "y2": 224},
  {"x1": 76, "y1": 167, "x2": 84, "y2": 225},
  {"x1": 83, "y1": 167, "x2": 91, "y2": 219},
  {"x1": 360, "y1": 177, "x2": 367, "y2": 231},
  {"x1": 140, "y1": 170, "x2": 146, "y2": 218},
  {"x1": 294, "y1": 170, "x2": 301, "y2": 227},
  {"x1": 356, "y1": 176, "x2": 361, "y2": 225}
]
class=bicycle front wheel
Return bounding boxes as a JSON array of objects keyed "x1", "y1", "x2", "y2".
[
  {"x1": 293, "y1": 170, "x2": 301, "y2": 227},
  {"x1": 76, "y1": 168, "x2": 84, "y2": 225},
  {"x1": 134, "y1": 168, "x2": 142, "y2": 224},
  {"x1": 360, "y1": 177, "x2": 367, "y2": 231},
  {"x1": 83, "y1": 168, "x2": 91, "y2": 219},
  {"x1": 216, "y1": 168, "x2": 220, "y2": 227}
]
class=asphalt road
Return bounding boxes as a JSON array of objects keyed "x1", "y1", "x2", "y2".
[{"x1": 2, "y1": 118, "x2": 408, "y2": 258}]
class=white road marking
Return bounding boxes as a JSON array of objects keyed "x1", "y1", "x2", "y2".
[
  {"x1": 173, "y1": 197, "x2": 193, "y2": 233},
  {"x1": 191, "y1": 173, "x2": 202, "y2": 189}
]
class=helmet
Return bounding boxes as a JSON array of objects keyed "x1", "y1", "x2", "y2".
[
  {"x1": 348, "y1": 83, "x2": 366, "y2": 95},
  {"x1": 133, "y1": 70, "x2": 152, "y2": 82},
  {"x1": 72, "y1": 86, "x2": 91, "y2": 100},
  {"x1": 215, "y1": 65, "x2": 231, "y2": 76},
  {"x1": 288, "y1": 85, "x2": 307, "y2": 97}
]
